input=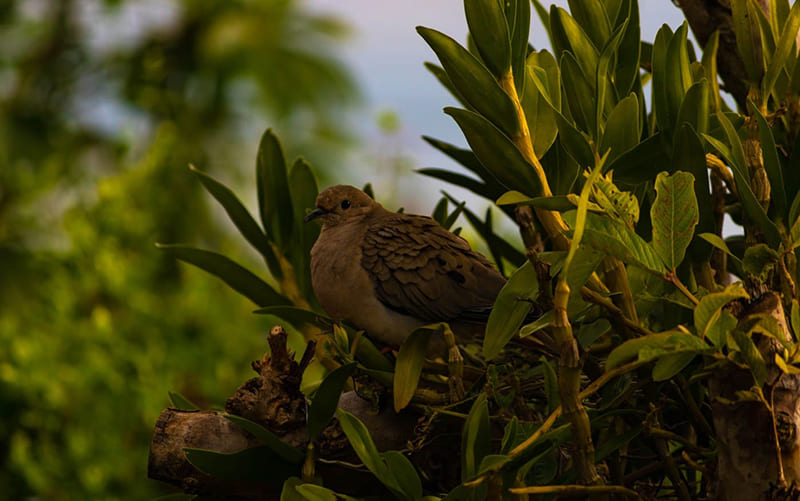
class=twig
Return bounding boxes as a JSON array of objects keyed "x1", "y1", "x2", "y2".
[
  {"x1": 582, "y1": 287, "x2": 656, "y2": 337},
  {"x1": 509, "y1": 484, "x2": 641, "y2": 498}
]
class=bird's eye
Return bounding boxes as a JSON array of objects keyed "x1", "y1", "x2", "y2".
[{"x1": 340, "y1": 199, "x2": 351, "y2": 209}]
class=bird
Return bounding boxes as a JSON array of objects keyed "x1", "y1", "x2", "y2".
[{"x1": 304, "y1": 185, "x2": 508, "y2": 347}]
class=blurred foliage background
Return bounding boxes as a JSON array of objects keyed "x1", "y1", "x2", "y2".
[{"x1": 0, "y1": 0, "x2": 360, "y2": 498}]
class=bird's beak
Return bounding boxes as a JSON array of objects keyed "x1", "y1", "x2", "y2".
[{"x1": 304, "y1": 207, "x2": 328, "y2": 223}]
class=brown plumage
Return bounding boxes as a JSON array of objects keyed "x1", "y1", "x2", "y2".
[{"x1": 305, "y1": 185, "x2": 506, "y2": 345}]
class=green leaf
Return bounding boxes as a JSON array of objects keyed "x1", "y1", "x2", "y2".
[
  {"x1": 607, "y1": 332, "x2": 709, "y2": 370},
  {"x1": 184, "y1": 446, "x2": 298, "y2": 484},
  {"x1": 606, "y1": 132, "x2": 670, "y2": 184},
  {"x1": 731, "y1": 0, "x2": 765, "y2": 81},
  {"x1": 464, "y1": 0, "x2": 512, "y2": 78},
  {"x1": 652, "y1": 352, "x2": 696, "y2": 381},
  {"x1": 462, "y1": 394, "x2": 491, "y2": 481},
  {"x1": 550, "y1": 6, "x2": 599, "y2": 81},
  {"x1": 446, "y1": 194, "x2": 526, "y2": 268},
  {"x1": 223, "y1": 414, "x2": 304, "y2": 464},
  {"x1": 552, "y1": 107, "x2": 595, "y2": 168},
  {"x1": 417, "y1": 27, "x2": 519, "y2": 136},
  {"x1": 293, "y1": 483, "x2": 359, "y2": 501},
  {"x1": 595, "y1": 19, "x2": 629, "y2": 137},
  {"x1": 507, "y1": 0, "x2": 531, "y2": 96},
  {"x1": 676, "y1": 79, "x2": 710, "y2": 135},
  {"x1": 484, "y1": 261, "x2": 540, "y2": 360},
  {"x1": 520, "y1": 310, "x2": 554, "y2": 338},
  {"x1": 288, "y1": 158, "x2": 320, "y2": 297},
  {"x1": 599, "y1": 93, "x2": 640, "y2": 164},
  {"x1": 652, "y1": 25, "x2": 675, "y2": 133},
  {"x1": 578, "y1": 212, "x2": 666, "y2": 274},
  {"x1": 561, "y1": 52, "x2": 596, "y2": 136},
  {"x1": 307, "y1": 362, "x2": 356, "y2": 440},
  {"x1": 541, "y1": 357, "x2": 560, "y2": 414},
  {"x1": 577, "y1": 318, "x2": 611, "y2": 348},
  {"x1": 190, "y1": 165, "x2": 281, "y2": 278},
  {"x1": 168, "y1": 391, "x2": 199, "y2": 410},
  {"x1": 613, "y1": 0, "x2": 641, "y2": 97},
  {"x1": 743, "y1": 243, "x2": 780, "y2": 280},
  {"x1": 650, "y1": 171, "x2": 699, "y2": 271},
  {"x1": 762, "y1": 0, "x2": 800, "y2": 97},
  {"x1": 694, "y1": 284, "x2": 749, "y2": 338},
  {"x1": 701, "y1": 31, "x2": 722, "y2": 111},
  {"x1": 477, "y1": 454, "x2": 512, "y2": 475},
  {"x1": 257, "y1": 129, "x2": 294, "y2": 251},
  {"x1": 751, "y1": 105, "x2": 787, "y2": 218},
  {"x1": 673, "y1": 125, "x2": 713, "y2": 262},
  {"x1": 522, "y1": 53, "x2": 559, "y2": 158},
  {"x1": 698, "y1": 233, "x2": 742, "y2": 267},
  {"x1": 336, "y1": 409, "x2": 402, "y2": 496},
  {"x1": 157, "y1": 245, "x2": 290, "y2": 307},
  {"x1": 606, "y1": 333, "x2": 675, "y2": 370},
  {"x1": 424, "y1": 61, "x2": 470, "y2": 108},
  {"x1": 665, "y1": 24, "x2": 693, "y2": 119},
  {"x1": 567, "y1": 0, "x2": 611, "y2": 49},
  {"x1": 394, "y1": 327, "x2": 434, "y2": 411},
  {"x1": 381, "y1": 451, "x2": 423, "y2": 500},
  {"x1": 445, "y1": 107, "x2": 542, "y2": 196},
  {"x1": 792, "y1": 300, "x2": 800, "y2": 341},
  {"x1": 422, "y1": 136, "x2": 506, "y2": 194},
  {"x1": 417, "y1": 168, "x2": 498, "y2": 202},
  {"x1": 731, "y1": 329, "x2": 767, "y2": 386},
  {"x1": 707, "y1": 309, "x2": 738, "y2": 348}
]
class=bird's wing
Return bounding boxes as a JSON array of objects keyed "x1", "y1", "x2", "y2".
[{"x1": 361, "y1": 213, "x2": 506, "y2": 321}]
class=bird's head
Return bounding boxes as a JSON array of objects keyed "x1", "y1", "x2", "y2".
[{"x1": 304, "y1": 185, "x2": 378, "y2": 226}]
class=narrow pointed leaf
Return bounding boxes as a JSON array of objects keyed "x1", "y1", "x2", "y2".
[
  {"x1": 731, "y1": 0, "x2": 765, "y2": 81},
  {"x1": 462, "y1": 394, "x2": 491, "y2": 481},
  {"x1": 762, "y1": 0, "x2": 800, "y2": 97},
  {"x1": 257, "y1": 129, "x2": 293, "y2": 251},
  {"x1": 613, "y1": 0, "x2": 641, "y2": 97},
  {"x1": 484, "y1": 262, "x2": 540, "y2": 360},
  {"x1": 445, "y1": 107, "x2": 542, "y2": 196},
  {"x1": 157, "y1": 245, "x2": 289, "y2": 306},
  {"x1": 600, "y1": 94, "x2": 640, "y2": 163},
  {"x1": 184, "y1": 446, "x2": 297, "y2": 484},
  {"x1": 417, "y1": 27, "x2": 519, "y2": 136},
  {"x1": 506, "y1": 0, "x2": 531, "y2": 96},
  {"x1": 381, "y1": 451, "x2": 422, "y2": 500},
  {"x1": 550, "y1": 6, "x2": 599, "y2": 81},
  {"x1": 701, "y1": 31, "x2": 722, "y2": 111},
  {"x1": 308, "y1": 362, "x2": 357, "y2": 440},
  {"x1": 751, "y1": 106, "x2": 787, "y2": 217},
  {"x1": 464, "y1": 0, "x2": 512, "y2": 78},
  {"x1": 223, "y1": 414, "x2": 304, "y2": 464},
  {"x1": 424, "y1": 62, "x2": 470, "y2": 107},
  {"x1": 567, "y1": 0, "x2": 611, "y2": 49},
  {"x1": 394, "y1": 327, "x2": 434, "y2": 411},
  {"x1": 190, "y1": 165, "x2": 280, "y2": 277},
  {"x1": 168, "y1": 391, "x2": 199, "y2": 410},
  {"x1": 335, "y1": 409, "x2": 403, "y2": 496},
  {"x1": 522, "y1": 54, "x2": 559, "y2": 158}
]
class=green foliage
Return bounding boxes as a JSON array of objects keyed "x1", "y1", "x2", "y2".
[{"x1": 0, "y1": 0, "x2": 357, "y2": 499}]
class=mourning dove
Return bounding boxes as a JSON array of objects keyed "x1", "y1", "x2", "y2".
[{"x1": 304, "y1": 185, "x2": 507, "y2": 346}]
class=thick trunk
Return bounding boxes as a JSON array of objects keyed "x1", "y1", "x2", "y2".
[{"x1": 709, "y1": 293, "x2": 800, "y2": 499}]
